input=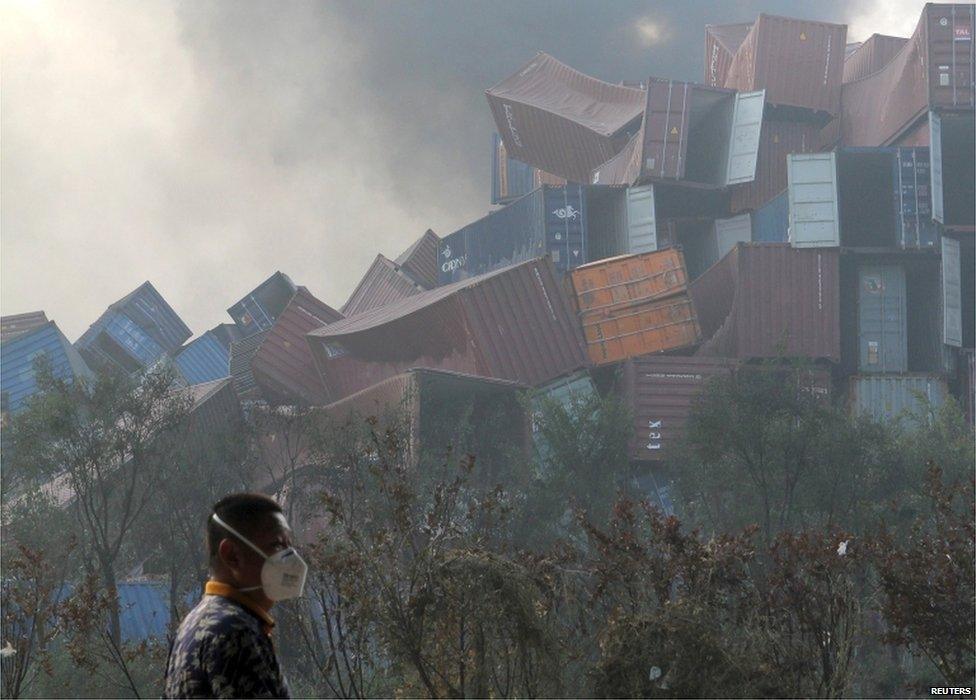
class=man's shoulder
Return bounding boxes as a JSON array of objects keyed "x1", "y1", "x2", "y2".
[{"x1": 177, "y1": 594, "x2": 264, "y2": 643}]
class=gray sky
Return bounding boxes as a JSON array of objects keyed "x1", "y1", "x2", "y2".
[{"x1": 2, "y1": 0, "x2": 924, "y2": 341}]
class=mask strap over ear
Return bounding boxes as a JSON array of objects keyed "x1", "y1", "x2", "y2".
[{"x1": 212, "y1": 513, "x2": 268, "y2": 560}]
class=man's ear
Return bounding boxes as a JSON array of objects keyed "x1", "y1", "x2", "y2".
[{"x1": 218, "y1": 538, "x2": 241, "y2": 570}]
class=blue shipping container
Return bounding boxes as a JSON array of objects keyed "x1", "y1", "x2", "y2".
[
  {"x1": 894, "y1": 148, "x2": 939, "y2": 249},
  {"x1": 175, "y1": 331, "x2": 230, "y2": 385},
  {"x1": 752, "y1": 189, "x2": 789, "y2": 243},
  {"x1": 439, "y1": 185, "x2": 587, "y2": 285},
  {"x1": 227, "y1": 272, "x2": 297, "y2": 336},
  {"x1": 491, "y1": 133, "x2": 538, "y2": 205},
  {"x1": 111, "y1": 282, "x2": 191, "y2": 353},
  {"x1": 1, "y1": 322, "x2": 91, "y2": 414}
]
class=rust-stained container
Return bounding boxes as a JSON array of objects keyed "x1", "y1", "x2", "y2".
[
  {"x1": 579, "y1": 296, "x2": 700, "y2": 366},
  {"x1": 486, "y1": 52, "x2": 645, "y2": 183},
  {"x1": 394, "y1": 229, "x2": 440, "y2": 290},
  {"x1": 342, "y1": 255, "x2": 426, "y2": 317},
  {"x1": 569, "y1": 248, "x2": 689, "y2": 315},
  {"x1": 704, "y1": 22, "x2": 754, "y2": 88},
  {"x1": 251, "y1": 287, "x2": 343, "y2": 406},
  {"x1": 307, "y1": 258, "x2": 587, "y2": 402},
  {"x1": 1, "y1": 311, "x2": 49, "y2": 343},
  {"x1": 321, "y1": 368, "x2": 529, "y2": 467},
  {"x1": 691, "y1": 243, "x2": 841, "y2": 361},
  {"x1": 569, "y1": 250, "x2": 701, "y2": 366},
  {"x1": 725, "y1": 14, "x2": 847, "y2": 118},
  {"x1": 843, "y1": 34, "x2": 908, "y2": 83},
  {"x1": 839, "y1": 4, "x2": 975, "y2": 147},
  {"x1": 729, "y1": 118, "x2": 823, "y2": 213}
]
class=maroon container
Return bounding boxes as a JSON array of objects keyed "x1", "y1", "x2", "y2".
[
  {"x1": 487, "y1": 53, "x2": 645, "y2": 183},
  {"x1": 724, "y1": 14, "x2": 847, "y2": 118},
  {"x1": 394, "y1": 229, "x2": 440, "y2": 290},
  {"x1": 843, "y1": 33, "x2": 908, "y2": 83},
  {"x1": 251, "y1": 287, "x2": 343, "y2": 405},
  {"x1": 342, "y1": 254, "x2": 426, "y2": 317},
  {"x1": 690, "y1": 243, "x2": 841, "y2": 362},
  {"x1": 704, "y1": 22, "x2": 753, "y2": 88},
  {"x1": 308, "y1": 257, "x2": 588, "y2": 402},
  {"x1": 840, "y1": 4, "x2": 975, "y2": 147}
]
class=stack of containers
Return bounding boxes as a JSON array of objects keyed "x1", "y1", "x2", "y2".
[
  {"x1": 491, "y1": 133, "x2": 566, "y2": 205},
  {"x1": 568, "y1": 248, "x2": 700, "y2": 366}
]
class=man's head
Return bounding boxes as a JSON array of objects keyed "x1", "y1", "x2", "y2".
[{"x1": 208, "y1": 493, "x2": 293, "y2": 607}]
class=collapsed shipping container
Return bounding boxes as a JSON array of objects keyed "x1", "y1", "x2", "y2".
[
  {"x1": 848, "y1": 374, "x2": 949, "y2": 428},
  {"x1": 569, "y1": 250, "x2": 701, "y2": 366},
  {"x1": 229, "y1": 331, "x2": 269, "y2": 401},
  {"x1": 393, "y1": 229, "x2": 441, "y2": 290},
  {"x1": 704, "y1": 22, "x2": 754, "y2": 88},
  {"x1": 342, "y1": 255, "x2": 427, "y2": 317},
  {"x1": 843, "y1": 34, "x2": 909, "y2": 84},
  {"x1": 250, "y1": 287, "x2": 343, "y2": 405},
  {"x1": 227, "y1": 272, "x2": 297, "y2": 336},
  {"x1": 839, "y1": 4, "x2": 975, "y2": 148},
  {"x1": 322, "y1": 368, "x2": 529, "y2": 472},
  {"x1": 491, "y1": 133, "x2": 566, "y2": 205},
  {"x1": 590, "y1": 79, "x2": 765, "y2": 190},
  {"x1": 838, "y1": 252, "x2": 955, "y2": 378},
  {"x1": 75, "y1": 281, "x2": 191, "y2": 375},
  {"x1": 724, "y1": 14, "x2": 847, "y2": 119},
  {"x1": 692, "y1": 243, "x2": 841, "y2": 361},
  {"x1": 308, "y1": 258, "x2": 587, "y2": 402},
  {"x1": 786, "y1": 149, "x2": 940, "y2": 249},
  {"x1": 1, "y1": 311, "x2": 49, "y2": 343},
  {"x1": 1, "y1": 321, "x2": 92, "y2": 415},
  {"x1": 486, "y1": 52, "x2": 646, "y2": 184}
]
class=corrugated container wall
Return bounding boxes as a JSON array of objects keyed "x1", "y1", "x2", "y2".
[
  {"x1": 843, "y1": 34, "x2": 909, "y2": 83},
  {"x1": 229, "y1": 331, "x2": 270, "y2": 401},
  {"x1": 724, "y1": 14, "x2": 847, "y2": 118},
  {"x1": 175, "y1": 331, "x2": 231, "y2": 385},
  {"x1": 438, "y1": 185, "x2": 587, "y2": 285},
  {"x1": 839, "y1": 4, "x2": 975, "y2": 147},
  {"x1": 1, "y1": 322, "x2": 92, "y2": 414},
  {"x1": 751, "y1": 189, "x2": 789, "y2": 242},
  {"x1": 394, "y1": 230, "x2": 441, "y2": 290},
  {"x1": 110, "y1": 282, "x2": 191, "y2": 354},
  {"x1": 704, "y1": 23, "x2": 753, "y2": 88},
  {"x1": 1, "y1": 311, "x2": 49, "y2": 343},
  {"x1": 250, "y1": 287, "x2": 343, "y2": 406},
  {"x1": 692, "y1": 243, "x2": 841, "y2": 361},
  {"x1": 227, "y1": 272, "x2": 297, "y2": 336},
  {"x1": 486, "y1": 53, "x2": 645, "y2": 183},
  {"x1": 76, "y1": 310, "x2": 168, "y2": 374},
  {"x1": 342, "y1": 255, "x2": 425, "y2": 317},
  {"x1": 729, "y1": 119, "x2": 822, "y2": 214},
  {"x1": 857, "y1": 265, "x2": 908, "y2": 373},
  {"x1": 308, "y1": 258, "x2": 587, "y2": 402},
  {"x1": 849, "y1": 374, "x2": 949, "y2": 428}
]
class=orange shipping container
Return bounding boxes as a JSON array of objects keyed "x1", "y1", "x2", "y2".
[
  {"x1": 580, "y1": 296, "x2": 700, "y2": 366},
  {"x1": 570, "y1": 249, "x2": 689, "y2": 316}
]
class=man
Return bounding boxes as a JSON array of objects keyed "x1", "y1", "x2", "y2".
[{"x1": 164, "y1": 493, "x2": 308, "y2": 699}]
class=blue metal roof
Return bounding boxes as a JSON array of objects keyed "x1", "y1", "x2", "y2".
[
  {"x1": 175, "y1": 332, "x2": 230, "y2": 385},
  {"x1": 1, "y1": 322, "x2": 91, "y2": 414},
  {"x1": 117, "y1": 580, "x2": 171, "y2": 642}
]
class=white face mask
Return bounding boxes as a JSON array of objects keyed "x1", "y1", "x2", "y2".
[{"x1": 211, "y1": 513, "x2": 308, "y2": 601}]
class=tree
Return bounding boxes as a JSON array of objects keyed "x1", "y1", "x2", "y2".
[{"x1": 7, "y1": 363, "x2": 192, "y2": 647}]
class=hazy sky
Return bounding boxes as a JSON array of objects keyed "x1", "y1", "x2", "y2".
[{"x1": 2, "y1": 0, "x2": 925, "y2": 340}]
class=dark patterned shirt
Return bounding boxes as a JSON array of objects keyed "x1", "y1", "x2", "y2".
[{"x1": 164, "y1": 585, "x2": 290, "y2": 699}]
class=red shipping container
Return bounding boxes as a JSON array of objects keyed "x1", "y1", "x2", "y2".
[
  {"x1": 843, "y1": 33, "x2": 908, "y2": 83},
  {"x1": 394, "y1": 229, "x2": 440, "y2": 290},
  {"x1": 704, "y1": 22, "x2": 753, "y2": 88},
  {"x1": 308, "y1": 258, "x2": 587, "y2": 402},
  {"x1": 690, "y1": 243, "x2": 841, "y2": 362},
  {"x1": 342, "y1": 254, "x2": 427, "y2": 317},
  {"x1": 724, "y1": 14, "x2": 847, "y2": 118}
]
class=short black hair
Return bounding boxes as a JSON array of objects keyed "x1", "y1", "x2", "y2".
[{"x1": 208, "y1": 492, "x2": 283, "y2": 566}]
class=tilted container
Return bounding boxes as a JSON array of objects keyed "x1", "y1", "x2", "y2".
[{"x1": 227, "y1": 272, "x2": 297, "y2": 336}]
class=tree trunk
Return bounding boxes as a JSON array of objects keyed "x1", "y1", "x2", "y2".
[{"x1": 99, "y1": 555, "x2": 122, "y2": 648}]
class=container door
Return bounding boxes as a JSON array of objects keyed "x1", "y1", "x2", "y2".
[
  {"x1": 858, "y1": 265, "x2": 908, "y2": 373},
  {"x1": 895, "y1": 148, "x2": 939, "y2": 248},
  {"x1": 929, "y1": 112, "x2": 944, "y2": 224},
  {"x1": 724, "y1": 90, "x2": 765, "y2": 185},
  {"x1": 788, "y1": 153, "x2": 840, "y2": 247},
  {"x1": 714, "y1": 214, "x2": 752, "y2": 260},
  {"x1": 942, "y1": 236, "x2": 963, "y2": 347},
  {"x1": 641, "y1": 80, "x2": 691, "y2": 181},
  {"x1": 625, "y1": 185, "x2": 657, "y2": 254},
  {"x1": 545, "y1": 185, "x2": 586, "y2": 272}
]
